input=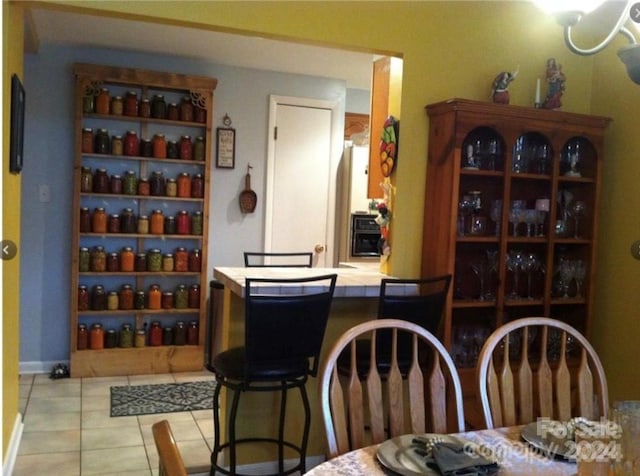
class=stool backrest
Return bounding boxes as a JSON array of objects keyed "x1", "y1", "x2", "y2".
[
  {"x1": 244, "y1": 251, "x2": 313, "y2": 267},
  {"x1": 245, "y1": 274, "x2": 337, "y2": 378}
]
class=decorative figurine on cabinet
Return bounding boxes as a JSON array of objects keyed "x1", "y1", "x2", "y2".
[
  {"x1": 543, "y1": 58, "x2": 566, "y2": 110},
  {"x1": 491, "y1": 67, "x2": 519, "y2": 104}
]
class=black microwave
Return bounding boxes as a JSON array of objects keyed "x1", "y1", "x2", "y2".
[{"x1": 350, "y1": 214, "x2": 381, "y2": 257}]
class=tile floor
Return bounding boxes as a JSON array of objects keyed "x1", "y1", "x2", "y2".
[{"x1": 14, "y1": 370, "x2": 215, "y2": 476}]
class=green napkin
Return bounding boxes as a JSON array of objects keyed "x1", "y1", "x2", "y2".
[{"x1": 414, "y1": 440, "x2": 499, "y2": 476}]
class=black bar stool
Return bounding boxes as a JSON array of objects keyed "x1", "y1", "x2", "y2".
[{"x1": 210, "y1": 273, "x2": 337, "y2": 476}]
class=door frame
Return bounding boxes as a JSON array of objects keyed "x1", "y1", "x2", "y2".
[{"x1": 265, "y1": 95, "x2": 342, "y2": 266}]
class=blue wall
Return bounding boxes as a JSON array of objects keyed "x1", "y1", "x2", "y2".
[{"x1": 20, "y1": 43, "x2": 370, "y2": 365}]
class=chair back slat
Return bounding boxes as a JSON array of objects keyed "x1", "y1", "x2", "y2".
[
  {"x1": 320, "y1": 319, "x2": 465, "y2": 458},
  {"x1": 498, "y1": 336, "x2": 516, "y2": 426},
  {"x1": 386, "y1": 329, "x2": 405, "y2": 437},
  {"x1": 347, "y1": 339, "x2": 365, "y2": 450},
  {"x1": 477, "y1": 317, "x2": 609, "y2": 429},
  {"x1": 577, "y1": 347, "x2": 595, "y2": 418},
  {"x1": 366, "y1": 334, "x2": 385, "y2": 443},
  {"x1": 517, "y1": 327, "x2": 534, "y2": 424},
  {"x1": 407, "y1": 334, "x2": 426, "y2": 434},
  {"x1": 428, "y1": 355, "x2": 447, "y2": 433},
  {"x1": 555, "y1": 331, "x2": 572, "y2": 421}
]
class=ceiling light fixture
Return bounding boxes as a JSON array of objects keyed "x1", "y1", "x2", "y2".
[{"x1": 533, "y1": 0, "x2": 640, "y2": 84}]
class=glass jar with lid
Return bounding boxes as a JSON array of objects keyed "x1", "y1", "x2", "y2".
[
  {"x1": 147, "y1": 284, "x2": 162, "y2": 310},
  {"x1": 188, "y1": 284, "x2": 200, "y2": 308},
  {"x1": 191, "y1": 174, "x2": 204, "y2": 198},
  {"x1": 179, "y1": 96, "x2": 194, "y2": 122},
  {"x1": 162, "y1": 291, "x2": 174, "y2": 309},
  {"x1": 149, "y1": 321, "x2": 162, "y2": 346},
  {"x1": 80, "y1": 207, "x2": 91, "y2": 233},
  {"x1": 119, "y1": 284, "x2": 134, "y2": 310},
  {"x1": 95, "y1": 88, "x2": 110, "y2": 115},
  {"x1": 81, "y1": 129, "x2": 94, "y2": 154},
  {"x1": 107, "y1": 291, "x2": 119, "y2": 310},
  {"x1": 162, "y1": 327, "x2": 174, "y2": 346},
  {"x1": 137, "y1": 215, "x2": 149, "y2": 234},
  {"x1": 167, "y1": 102, "x2": 179, "y2": 120},
  {"x1": 140, "y1": 139, "x2": 153, "y2": 158},
  {"x1": 90, "y1": 246, "x2": 106, "y2": 272},
  {"x1": 150, "y1": 209, "x2": 164, "y2": 235},
  {"x1": 124, "y1": 91, "x2": 138, "y2": 117},
  {"x1": 191, "y1": 211, "x2": 203, "y2": 235},
  {"x1": 120, "y1": 208, "x2": 136, "y2": 234},
  {"x1": 92, "y1": 168, "x2": 109, "y2": 194},
  {"x1": 177, "y1": 173, "x2": 191, "y2": 198},
  {"x1": 135, "y1": 253, "x2": 147, "y2": 272},
  {"x1": 107, "y1": 214, "x2": 120, "y2": 234},
  {"x1": 188, "y1": 249, "x2": 202, "y2": 272},
  {"x1": 150, "y1": 171, "x2": 165, "y2": 196},
  {"x1": 187, "y1": 321, "x2": 199, "y2": 345},
  {"x1": 174, "y1": 321, "x2": 186, "y2": 345},
  {"x1": 174, "y1": 285, "x2": 188, "y2": 309},
  {"x1": 110, "y1": 95, "x2": 123, "y2": 115},
  {"x1": 193, "y1": 136, "x2": 205, "y2": 161},
  {"x1": 105, "y1": 329, "x2": 117, "y2": 348},
  {"x1": 165, "y1": 178, "x2": 177, "y2": 197},
  {"x1": 111, "y1": 135, "x2": 123, "y2": 156},
  {"x1": 119, "y1": 324, "x2": 134, "y2": 348},
  {"x1": 123, "y1": 170, "x2": 137, "y2": 195},
  {"x1": 91, "y1": 207, "x2": 107, "y2": 233},
  {"x1": 164, "y1": 216, "x2": 176, "y2": 235},
  {"x1": 139, "y1": 98, "x2": 151, "y2": 118},
  {"x1": 77, "y1": 324, "x2": 88, "y2": 350},
  {"x1": 120, "y1": 247, "x2": 135, "y2": 272},
  {"x1": 90, "y1": 323, "x2": 104, "y2": 350},
  {"x1": 179, "y1": 135, "x2": 193, "y2": 160},
  {"x1": 110, "y1": 174, "x2": 122, "y2": 194},
  {"x1": 151, "y1": 94, "x2": 167, "y2": 119},
  {"x1": 79, "y1": 247, "x2": 90, "y2": 272},
  {"x1": 124, "y1": 131, "x2": 139, "y2": 157},
  {"x1": 147, "y1": 249, "x2": 162, "y2": 272},
  {"x1": 174, "y1": 248, "x2": 188, "y2": 272},
  {"x1": 153, "y1": 134, "x2": 167, "y2": 159},
  {"x1": 106, "y1": 252, "x2": 120, "y2": 272},
  {"x1": 78, "y1": 285, "x2": 90, "y2": 311},
  {"x1": 176, "y1": 210, "x2": 190, "y2": 235},
  {"x1": 91, "y1": 285, "x2": 106, "y2": 310},
  {"x1": 94, "y1": 129, "x2": 110, "y2": 154}
]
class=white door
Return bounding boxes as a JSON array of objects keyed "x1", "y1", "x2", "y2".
[{"x1": 265, "y1": 96, "x2": 337, "y2": 267}]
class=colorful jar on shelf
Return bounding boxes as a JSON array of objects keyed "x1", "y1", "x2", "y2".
[
  {"x1": 105, "y1": 329, "x2": 117, "y2": 348},
  {"x1": 135, "y1": 253, "x2": 147, "y2": 272},
  {"x1": 124, "y1": 91, "x2": 139, "y2": 117},
  {"x1": 111, "y1": 135, "x2": 123, "y2": 156},
  {"x1": 139, "y1": 98, "x2": 151, "y2": 118},
  {"x1": 174, "y1": 285, "x2": 188, "y2": 309},
  {"x1": 80, "y1": 166, "x2": 93, "y2": 193},
  {"x1": 195, "y1": 106, "x2": 207, "y2": 124},
  {"x1": 106, "y1": 252, "x2": 120, "y2": 272},
  {"x1": 137, "y1": 178, "x2": 150, "y2": 196},
  {"x1": 95, "y1": 88, "x2": 110, "y2": 115},
  {"x1": 94, "y1": 129, "x2": 110, "y2": 154},
  {"x1": 191, "y1": 211, "x2": 203, "y2": 235},
  {"x1": 89, "y1": 323, "x2": 104, "y2": 350},
  {"x1": 177, "y1": 173, "x2": 191, "y2": 198},
  {"x1": 90, "y1": 246, "x2": 106, "y2": 272},
  {"x1": 167, "y1": 102, "x2": 179, "y2": 121},
  {"x1": 167, "y1": 140, "x2": 179, "y2": 159},
  {"x1": 120, "y1": 208, "x2": 137, "y2": 233},
  {"x1": 174, "y1": 321, "x2": 186, "y2": 345},
  {"x1": 77, "y1": 324, "x2": 88, "y2": 350},
  {"x1": 165, "y1": 178, "x2": 177, "y2": 197},
  {"x1": 149, "y1": 321, "x2": 163, "y2": 346},
  {"x1": 140, "y1": 139, "x2": 153, "y2": 158},
  {"x1": 119, "y1": 324, "x2": 134, "y2": 348},
  {"x1": 110, "y1": 174, "x2": 122, "y2": 194},
  {"x1": 189, "y1": 249, "x2": 202, "y2": 272},
  {"x1": 124, "y1": 131, "x2": 139, "y2": 156},
  {"x1": 191, "y1": 174, "x2": 204, "y2": 198},
  {"x1": 179, "y1": 135, "x2": 193, "y2": 160},
  {"x1": 150, "y1": 171, "x2": 165, "y2": 196},
  {"x1": 91, "y1": 285, "x2": 106, "y2": 310},
  {"x1": 80, "y1": 207, "x2": 91, "y2": 233},
  {"x1": 164, "y1": 216, "x2": 176, "y2": 235},
  {"x1": 81, "y1": 128, "x2": 94, "y2": 154},
  {"x1": 107, "y1": 291, "x2": 119, "y2": 310},
  {"x1": 162, "y1": 327, "x2": 174, "y2": 346},
  {"x1": 77, "y1": 285, "x2": 90, "y2": 311},
  {"x1": 123, "y1": 170, "x2": 137, "y2": 195},
  {"x1": 151, "y1": 94, "x2": 167, "y2": 119},
  {"x1": 187, "y1": 321, "x2": 199, "y2": 345},
  {"x1": 134, "y1": 290, "x2": 146, "y2": 310},
  {"x1": 92, "y1": 168, "x2": 109, "y2": 193},
  {"x1": 137, "y1": 215, "x2": 149, "y2": 234},
  {"x1": 193, "y1": 136, "x2": 205, "y2": 161},
  {"x1": 162, "y1": 291, "x2": 174, "y2": 309},
  {"x1": 147, "y1": 284, "x2": 162, "y2": 310},
  {"x1": 162, "y1": 253, "x2": 174, "y2": 272},
  {"x1": 110, "y1": 95, "x2": 123, "y2": 115},
  {"x1": 82, "y1": 95, "x2": 94, "y2": 114},
  {"x1": 135, "y1": 329, "x2": 146, "y2": 347},
  {"x1": 176, "y1": 210, "x2": 190, "y2": 235},
  {"x1": 119, "y1": 284, "x2": 134, "y2": 310},
  {"x1": 120, "y1": 247, "x2": 135, "y2": 272},
  {"x1": 78, "y1": 247, "x2": 90, "y2": 272},
  {"x1": 153, "y1": 134, "x2": 167, "y2": 159},
  {"x1": 150, "y1": 209, "x2": 164, "y2": 235},
  {"x1": 107, "y1": 214, "x2": 120, "y2": 234},
  {"x1": 174, "y1": 248, "x2": 188, "y2": 272},
  {"x1": 188, "y1": 284, "x2": 200, "y2": 308},
  {"x1": 147, "y1": 249, "x2": 162, "y2": 272},
  {"x1": 179, "y1": 96, "x2": 194, "y2": 122},
  {"x1": 91, "y1": 207, "x2": 107, "y2": 233}
]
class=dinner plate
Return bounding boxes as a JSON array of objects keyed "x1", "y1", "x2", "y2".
[
  {"x1": 520, "y1": 421, "x2": 576, "y2": 460},
  {"x1": 376, "y1": 433, "x2": 464, "y2": 476}
]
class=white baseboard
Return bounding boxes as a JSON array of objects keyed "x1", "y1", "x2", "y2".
[
  {"x1": 3, "y1": 413, "x2": 24, "y2": 476},
  {"x1": 19, "y1": 360, "x2": 68, "y2": 375}
]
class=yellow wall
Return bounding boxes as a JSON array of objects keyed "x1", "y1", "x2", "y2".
[
  {"x1": 3, "y1": 0, "x2": 23, "y2": 458},
  {"x1": 4, "y1": 3, "x2": 637, "y2": 455}
]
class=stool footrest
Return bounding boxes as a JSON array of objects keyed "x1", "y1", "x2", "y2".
[{"x1": 211, "y1": 437, "x2": 304, "y2": 476}]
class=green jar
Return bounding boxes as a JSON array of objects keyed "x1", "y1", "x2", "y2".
[
  {"x1": 123, "y1": 170, "x2": 137, "y2": 195},
  {"x1": 79, "y1": 247, "x2": 90, "y2": 272},
  {"x1": 174, "y1": 285, "x2": 188, "y2": 309},
  {"x1": 147, "y1": 248, "x2": 162, "y2": 272},
  {"x1": 119, "y1": 324, "x2": 134, "y2": 348},
  {"x1": 191, "y1": 211, "x2": 203, "y2": 235}
]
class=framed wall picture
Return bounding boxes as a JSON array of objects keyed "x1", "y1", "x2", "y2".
[
  {"x1": 216, "y1": 127, "x2": 235, "y2": 169},
  {"x1": 10, "y1": 74, "x2": 25, "y2": 174}
]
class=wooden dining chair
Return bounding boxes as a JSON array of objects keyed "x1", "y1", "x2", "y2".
[
  {"x1": 152, "y1": 420, "x2": 188, "y2": 476},
  {"x1": 319, "y1": 319, "x2": 465, "y2": 458},
  {"x1": 243, "y1": 251, "x2": 313, "y2": 268},
  {"x1": 476, "y1": 317, "x2": 609, "y2": 429}
]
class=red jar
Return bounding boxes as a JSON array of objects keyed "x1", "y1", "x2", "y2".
[
  {"x1": 187, "y1": 321, "x2": 199, "y2": 345},
  {"x1": 124, "y1": 130, "x2": 139, "y2": 156},
  {"x1": 78, "y1": 285, "x2": 90, "y2": 311},
  {"x1": 167, "y1": 103, "x2": 179, "y2": 120},
  {"x1": 79, "y1": 207, "x2": 91, "y2": 232},
  {"x1": 95, "y1": 88, "x2": 110, "y2": 115},
  {"x1": 120, "y1": 247, "x2": 135, "y2": 272},
  {"x1": 179, "y1": 135, "x2": 193, "y2": 160},
  {"x1": 81, "y1": 128, "x2": 94, "y2": 154},
  {"x1": 107, "y1": 214, "x2": 120, "y2": 234},
  {"x1": 110, "y1": 175, "x2": 123, "y2": 194},
  {"x1": 107, "y1": 252, "x2": 120, "y2": 271},
  {"x1": 139, "y1": 98, "x2": 151, "y2": 118},
  {"x1": 179, "y1": 96, "x2": 194, "y2": 122},
  {"x1": 188, "y1": 248, "x2": 202, "y2": 272},
  {"x1": 150, "y1": 209, "x2": 164, "y2": 235},
  {"x1": 177, "y1": 173, "x2": 191, "y2": 198},
  {"x1": 195, "y1": 106, "x2": 207, "y2": 124},
  {"x1": 188, "y1": 284, "x2": 200, "y2": 308},
  {"x1": 77, "y1": 324, "x2": 88, "y2": 350},
  {"x1": 91, "y1": 208, "x2": 107, "y2": 234},
  {"x1": 90, "y1": 323, "x2": 105, "y2": 350},
  {"x1": 93, "y1": 168, "x2": 109, "y2": 194},
  {"x1": 153, "y1": 134, "x2": 167, "y2": 159},
  {"x1": 191, "y1": 174, "x2": 204, "y2": 198},
  {"x1": 147, "y1": 284, "x2": 162, "y2": 310},
  {"x1": 176, "y1": 210, "x2": 190, "y2": 235},
  {"x1": 174, "y1": 247, "x2": 188, "y2": 272},
  {"x1": 161, "y1": 291, "x2": 174, "y2": 309},
  {"x1": 149, "y1": 321, "x2": 163, "y2": 346},
  {"x1": 119, "y1": 284, "x2": 134, "y2": 310},
  {"x1": 137, "y1": 178, "x2": 150, "y2": 196},
  {"x1": 124, "y1": 91, "x2": 139, "y2": 117}
]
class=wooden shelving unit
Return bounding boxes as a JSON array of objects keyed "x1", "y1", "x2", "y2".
[
  {"x1": 421, "y1": 99, "x2": 611, "y2": 425},
  {"x1": 70, "y1": 63, "x2": 217, "y2": 377}
]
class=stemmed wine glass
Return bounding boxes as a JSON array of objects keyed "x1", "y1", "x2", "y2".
[
  {"x1": 522, "y1": 252, "x2": 541, "y2": 299},
  {"x1": 558, "y1": 258, "x2": 576, "y2": 298},
  {"x1": 506, "y1": 250, "x2": 524, "y2": 299},
  {"x1": 490, "y1": 200, "x2": 502, "y2": 236},
  {"x1": 484, "y1": 250, "x2": 499, "y2": 300},
  {"x1": 574, "y1": 260, "x2": 587, "y2": 298},
  {"x1": 568, "y1": 200, "x2": 587, "y2": 238},
  {"x1": 524, "y1": 209, "x2": 538, "y2": 238},
  {"x1": 458, "y1": 196, "x2": 475, "y2": 236},
  {"x1": 470, "y1": 260, "x2": 486, "y2": 301}
]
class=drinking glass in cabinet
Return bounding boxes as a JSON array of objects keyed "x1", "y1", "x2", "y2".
[
  {"x1": 568, "y1": 200, "x2": 588, "y2": 238},
  {"x1": 470, "y1": 260, "x2": 487, "y2": 300},
  {"x1": 484, "y1": 250, "x2": 499, "y2": 300},
  {"x1": 535, "y1": 199, "x2": 550, "y2": 236},
  {"x1": 490, "y1": 200, "x2": 502, "y2": 236},
  {"x1": 506, "y1": 250, "x2": 525, "y2": 299},
  {"x1": 457, "y1": 196, "x2": 475, "y2": 236},
  {"x1": 563, "y1": 139, "x2": 583, "y2": 177},
  {"x1": 558, "y1": 258, "x2": 577, "y2": 298},
  {"x1": 521, "y1": 252, "x2": 544, "y2": 299},
  {"x1": 574, "y1": 260, "x2": 587, "y2": 298}
]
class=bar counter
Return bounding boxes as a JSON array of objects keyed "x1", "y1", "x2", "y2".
[{"x1": 211, "y1": 266, "x2": 397, "y2": 469}]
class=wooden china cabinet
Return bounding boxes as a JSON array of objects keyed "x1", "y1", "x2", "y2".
[
  {"x1": 421, "y1": 98, "x2": 611, "y2": 425},
  {"x1": 70, "y1": 63, "x2": 217, "y2": 377}
]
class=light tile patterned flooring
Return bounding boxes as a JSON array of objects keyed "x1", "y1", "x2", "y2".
[{"x1": 15, "y1": 371, "x2": 215, "y2": 476}]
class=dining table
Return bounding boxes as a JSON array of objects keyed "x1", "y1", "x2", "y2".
[{"x1": 303, "y1": 425, "x2": 577, "y2": 475}]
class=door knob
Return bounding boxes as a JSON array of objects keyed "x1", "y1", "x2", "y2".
[{"x1": 314, "y1": 244, "x2": 325, "y2": 253}]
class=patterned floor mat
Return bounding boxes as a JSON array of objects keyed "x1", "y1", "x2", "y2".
[{"x1": 110, "y1": 380, "x2": 216, "y2": 417}]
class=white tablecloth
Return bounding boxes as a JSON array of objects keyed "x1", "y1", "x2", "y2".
[{"x1": 304, "y1": 426, "x2": 577, "y2": 475}]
